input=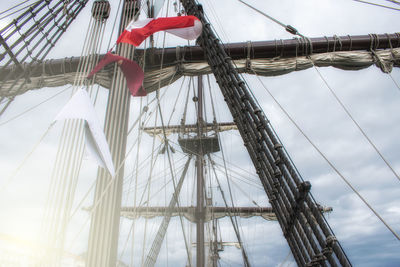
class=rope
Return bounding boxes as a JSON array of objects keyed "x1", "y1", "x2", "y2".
[
  {"x1": 235, "y1": 1, "x2": 400, "y2": 240},
  {"x1": 0, "y1": 0, "x2": 40, "y2": 21},
  {"x1": 252, "y1": 69, "x2": 400, "y2": 241},
  {"x1": 167, "y1": 137, "x2": 265, "y2": 190},
  {"x1": 65, "y1": 128, "x2": 171, "y2": 255},
  {"x1": 0, "y1": 97, "x2": 15, "y2": 117},
  {"x1": 140, "y1": 8, "x2": 193, "y2": 263},
  {"x1": 0, "y1": 124, "x2": 53, "y2": 194},
  {"x1": 310, "y1": 61, "x2": 400, "y2": 183},
  {"x1": 206, "y1": 74, "x2": 251, "y2": 265},
  {"x1": 388, "y1": 72, "x2": 400, "y2": 91},
  {"x1": 209, "y1": 155, "x2": 251, "y2": 267},
  {"x1": 126, "y1": 96, "x2": 143, "y2": 264},
  {"x1": 229, "y1": 177, "x2": 261, "y2": 208},
  {"x1": 278, "y1": 251, "x2": 293, "y2": 267},
  {"x1": 385, "y1": 0, "x2": 400, "y2": 5},
  {"x1": 0, "y1": 86, "x2": 71, "y2": 127},
  {"x1": 237, "y1": 0, "x2": 304, "y2": 38},
  {"x1": 140, "y1": 93, "x2": 160, "y2": 267},
  {"x1": 155, "y1": 98, "x2": 193, "y2": 266},
  {"x1": 202, "y1": 0, "x2": 231, "y2": 43},
  {"x1": 167, "y1": 76, "x2": 186, "y2": 126},
  {"x1": 352, "y1": 0, "x2": 400, "y2": 11},
  {"x1": 0, "y1": 0, "x2": 31, "y2": 17},
  {"x1": 39, "y1": 4, "x2": 109, "y2": 264},
  {"x1": 181, "y1": 76, "x2": 191, "y2": 127}
]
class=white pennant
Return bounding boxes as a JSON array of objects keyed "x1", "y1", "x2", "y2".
[{"x1": 54, "y1": 88, "x2": 115, "y2": 177}]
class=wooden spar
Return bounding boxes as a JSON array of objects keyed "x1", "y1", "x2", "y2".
[
  {"x1": 119, "y1": 206, "x2": 333, "y2": 222},
  {"x1": 196, "y1": 75, "x2": 205, "y2": 267},
  {"x1": 142, "y1": 33, "x2": 400, "y2": 67},
  {"x1": 1, "y1": 33, "x2": 399, "y2": 81}
]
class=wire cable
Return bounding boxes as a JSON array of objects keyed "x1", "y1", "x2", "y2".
[
  {"x1": 252, "y1": 69, "x2": 400, "y2": 241},
  {"x1": 0, "y1": 0, "x2": 31, "y2": 16},
  {"x1": 353, "y1": 0, "x2": 400, "y2": 11},
  {"x1": 311, "y1": 62, "x2": 400, "y2": 183},
  {"x1": 385, "y1": 0, "x2": 400, "y2": 5},
  {"x1": 388, "y1": 72, "x2": 400, "y2": 91},
  {"x1": 237, "y1": 0, "x2": 304, "y2": 37},
  {"x1": 0, "y1": 0, "x2": 39, "y2": 20},
  {"x1": 0, "y1": 124, "x2": 53, "y2": 194},
  {"x1": 0, "y1": 86, "x2": 71, "y2": 127}
]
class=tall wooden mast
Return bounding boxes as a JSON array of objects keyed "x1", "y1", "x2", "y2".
[
  {"x1": 86, "y1": 1, "x2": 140, "y2": 266},
  {"x1": 195, "y1": 75, "x2": 205, "y2": 266}
]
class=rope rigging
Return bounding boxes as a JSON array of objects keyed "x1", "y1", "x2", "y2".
[
  {"x1": 180, "y1": 0, "x2": 353, "y2": 266},
  {"x1": 209, "y1": 154, "x2": 252, "y2": 267},
  {"x1": 0, "y1": 0, "x2": 89, "y2": 117},
  {"x1": 252, "y1": 69, "x2": 400, "y2": 241},
  {"x1": 0, "y1": 0, "x2": 38, "y2": 21},
  {"x1": 39, "y1": 3, "x2": 110, "y2": 265},
  {"x1": 0, "y1": 85, "x2": 71, "y2": 127},
  {"x1": 235, "y1": 0, "x2": 400, "y2": 241},
  {"x1": 353, "y1": 0, "x2": 400, "y2": 11},
  {"x1": 1, "y1": 0, "x2": 399, "y2": 266}
]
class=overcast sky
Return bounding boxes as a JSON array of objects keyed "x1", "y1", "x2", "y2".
[{"x1": 0, "y1": 0, "x2": 400, "y2": 266}]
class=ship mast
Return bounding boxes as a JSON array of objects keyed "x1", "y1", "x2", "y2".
[
  {"x1": 195, "y1": 75, "x2": 205, "y2": 266},
  {"x1": 86, "y1": 1, "x2": 140, "y2": 266}
]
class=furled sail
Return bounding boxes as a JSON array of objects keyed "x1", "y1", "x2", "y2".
[{"x1": 1, "y1": 47, "x2": 399, "y2": 98}]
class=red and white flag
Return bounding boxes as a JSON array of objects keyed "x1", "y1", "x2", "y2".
[
  {"x1": 117, "y1": 15, "x2": 202, "y2": 46},
  {"x1": 87, "y1": 52, "x2": 146, "y2": 96}
]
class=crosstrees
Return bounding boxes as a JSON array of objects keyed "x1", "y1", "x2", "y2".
[{"x1": 179, "y1": 0, "x2": 352, "y2": 266}]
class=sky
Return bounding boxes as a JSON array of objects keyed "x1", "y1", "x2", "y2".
[{"x1": 0, "y1": 0, "x2": 400, "y2": 266}]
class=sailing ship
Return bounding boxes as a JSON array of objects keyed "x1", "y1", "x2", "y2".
[{"x1": 0, "y1": 0, "x2": 399, "y2": 266}]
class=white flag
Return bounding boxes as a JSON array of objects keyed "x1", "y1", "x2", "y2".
[
  {"x1": 54, "y1": 89, "x2": 115, "y2": 177},
  {"x1": 153, "y1": 0, "x2": 165, "y2": 17}
]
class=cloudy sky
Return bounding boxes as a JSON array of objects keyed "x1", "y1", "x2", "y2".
[{"x1": 0, "y1": 0, "x2": 399, "y2": 266}]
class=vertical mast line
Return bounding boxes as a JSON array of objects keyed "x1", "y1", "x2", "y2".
[
  {"x1": 51, "y1": 77, "x2": 179, "y2": 257},
  {"x1": 144, "y1": 1, "x2": 193, "y2": 263},
  {"x1": 208, "y1": 155, "x2": 251, "y2": 267},
  {"x1": 86, "y1": 1, "x2": 138, "y2": 265},
  {"x1": 156, "y1": 91, "x2": 193, "y2": 266},
  {"x1": 140, "y1": 95, "x2": 160, "y2": 267},
  {"x1": 38, "y1": 2, "x2": 110, "y2": 266},
  {"x1": 73, "y1": 70, "x2": 180, "y2": 231},
  {"x1": 206, "y1": 70, "x2": 251, "y2": 266},
  {"x1": 153, "y1": 22, "x2": 193, "y2": 261}
]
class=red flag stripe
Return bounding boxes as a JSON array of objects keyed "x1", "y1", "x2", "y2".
[
  {"x1": 87, "y1": 52, "x2": 145, "y2": 97},
  {"x1": 117, "y1": 15, "x2": 201, "y2": 46}
]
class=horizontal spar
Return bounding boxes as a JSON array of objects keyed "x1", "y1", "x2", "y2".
[
  {"x1": 119, "y1": 205, "x2": 333, "y2": 222},
  {"x1": 1, "y1": 33, "x2": 399, "y2": 97}
]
